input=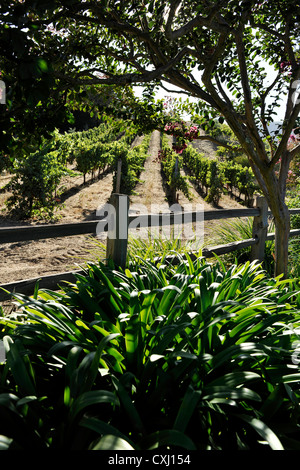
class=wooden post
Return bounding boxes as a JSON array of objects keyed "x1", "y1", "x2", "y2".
[
  {"x1": 172, "y1": 155, "x2": 179, "y2": 203},
  {"x1": 106, "y1": 193, "x2": 129, "y2": 269},
  {"x1": 251, "y1": 196, "x2": 268, "y2": 263},
  {"x1": 115, "y1": 159, "x2": 122, "y2": 193}
]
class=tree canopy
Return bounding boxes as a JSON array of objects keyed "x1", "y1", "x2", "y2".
[{"x1": 1, "y1": 0, "x2": 300, "y2": 276}]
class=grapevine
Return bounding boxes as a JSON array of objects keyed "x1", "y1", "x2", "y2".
[
  {"x1": 1, "y1": 119, "x2": 142, "y2": 218},
  {"x1": 182, "y1": 145, "x2": 258, "y2": 206},
  {"x1": 158, "y1": 133, "x2": 191, "y2": 202}
]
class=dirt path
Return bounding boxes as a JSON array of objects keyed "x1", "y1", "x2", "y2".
[
  {"x1": 0, "y1": 168, "x2": 114, "y2": 285},
  {"x1": 130, "y1": 130, "x2": 170, "y2": 211},
  {"x1": 0, "y1": 130, "x2": 244, "y2": 287},
  {"x1": 129, "y1": 131, "x2": 243, "y2": 246}
]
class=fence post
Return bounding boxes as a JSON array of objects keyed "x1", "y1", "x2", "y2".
[
  {"x1": 115, "y1": 158, "x2": 122, "y2": 193},
  {"x1": 106, "y1": 193, "x2": 129, "y2": 269},
  {"x1": 251, "y1": 196, "x2": 268, "y2": 263},
  {"x1": 172, "y1": 156, "x2": 179, "y2": 203}
]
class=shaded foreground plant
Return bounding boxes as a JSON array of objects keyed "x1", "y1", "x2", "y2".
[
  {"x1": 1, "y1": 256, "x2": 300, "y2": 450},
  {"x1": 210, "y1": 217, "x2": 277, "y2": 275},
  {"x1": 82, "y1": 229, "x2": 203, "y2": 265}
]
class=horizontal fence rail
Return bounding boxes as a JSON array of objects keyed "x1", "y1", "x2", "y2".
[
  {"x1": 0, "y1": 220, "x2": 103, "y2": 244},
  {"x1": 0, "y1": 208, "x2": 261, "y2": 244},
  {"x1": 1, "y1": 207, "x2": 299, "y2": 245},
  {"x1": 0, "y1": 195, "x2": 300, "y2": 301}
]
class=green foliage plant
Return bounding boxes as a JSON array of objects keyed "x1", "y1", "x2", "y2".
[
  {"x1": 4, "y1": 148, "x2": 67, "y2": 219},
  {"x1": 1, "y1": 255, "x2": 300, "y2": 449},
  {"x1": 1, "y1": 119, "x2": 139, "y2": 218},
  {"x1": 183, "y1": 144, "x2": 258, "y2": 206},
  {"x1": 182, "y1": 145, "x2": 223, "y2": 205},
  {"x1": 286, "y1": 190, "x2": 300, "y2": 230},
  {"x1": 112, "y1": 133, "x2": 151, "y2": 195},
  {"x1": 210, "y1": 211, "x2": 300, "y2": 279},
  {"x1": 80, "y1": 228, "x2": 203, "y2": 267},
  {"x1": 158, "y1": 134, "x2": 191, "y2": 202},
  {"x1": 60, "y1": 120, "x2": 136, "y2": 184},
  {"x1": 285, "y1": 189, "x2": 300, "y2": 277},
  {"x1": 209, "y1": 217, "x2": 275, "y2": 276}
]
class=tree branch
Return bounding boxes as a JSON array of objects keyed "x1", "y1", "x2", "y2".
[
  {"x1": 258, "y1": 71, "x2": 282, "y2": 157},
  {"x1": 160, "y1": 83, "x2": 191, "y2": 96},
  {"x1": 201, "y1": 32, "x2": 243, "y2": 119},
  {"x1": 269, "y1": 98, "x2": 300, "y2": 169},
  {"x1": 165, "y1": 0, "x2": 182, "y2": 38},
  {"x1": 215, "y1": 74, "x2": 234, "y2": 109},
  {"x1": 250, "y1": 21, "x2": 284, "y2": 40},
  {"x1": 234, "y1": 26, "x2": 269, "y2": 163},
  {"x1": 195, "y1": 135, "x2": 242, "y2": 151},
  {"x1": 165, "y1": 4, "x2": 230, "y2": 41},
  {"x1": 54, "y1": 46, "x2": 193, "y2": 86}
]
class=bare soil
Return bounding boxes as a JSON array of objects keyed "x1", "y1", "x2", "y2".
[{"x1": 0, "y1": 130, "x2": 244, "y2": 287}]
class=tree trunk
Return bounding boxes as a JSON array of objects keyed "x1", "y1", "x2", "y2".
[
  {"x1": 267, "y1": 194, "x2": 290, "y2": 278},
  {"x1": 273, "y1": 206, "x2": 290, "y2": 278}
]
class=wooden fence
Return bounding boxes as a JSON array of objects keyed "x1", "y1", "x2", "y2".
[{"x1": 0, "y1": 194, "x2": 300, "y2": 301}]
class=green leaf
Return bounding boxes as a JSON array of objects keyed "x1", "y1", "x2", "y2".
[
  {"x1": 202, "y1": 386, "x2": 261, "y2": 402},
  {"x1": 36, "y1": 59, "x2": 48, "y2": 73},
  {"x1": 207, "y1": 371, "x2": 261, "y2": 388},
  {"x1": 112, "y1": 376, "x2": 145, "y2": 434},
  {"x1": 80, "y1": 416, "x2": 135, "y2": 447},
  {"x1": 238, "y1": 414, "x2": 284, "y2": 450},
  {"x1": 281, "y1": 373, "x2": 300, "y2": 383},
  {"x1": 0, "y1": 435, "x2": 13, "y2": 450},
  {"x1": 70, "y1": 390, "x2": 119, "y2": 421},
  {"x1": 209, "y1": 342, "x2": 268, "y2": 370},
  {"x1": 141, "y1": 430, "x2": 196, "y2": 450},
  {"x1": 91, "y1": 434, "x2": 135, "y2": 450},
  {"x1": 173, "y1": 386, "x2": 201, "y2": 432},
  {"x1": 3, "y1": 336, "x2": 36, "y2": 396}
]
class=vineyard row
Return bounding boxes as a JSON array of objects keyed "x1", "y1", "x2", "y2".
[
  {"x1": 1, "y1": 121, "x2": 259, "y2": 219},
  {"x1": 159, "y1": 136, "x2": 258, "y2": 206},
  {"x1": 1, "y1": 119, "x2": 151, "y2": 218}
]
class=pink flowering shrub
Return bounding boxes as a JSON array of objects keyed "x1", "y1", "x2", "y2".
[
  {"x1": 164, "y1": 122, "x2": 200, "y2": 154},
  {"x1": 279, "y1": 59, "x2": 300, "y2": 76},
  {"x1": 287, "y1": 131, "x2": 300, "y2": 150}
]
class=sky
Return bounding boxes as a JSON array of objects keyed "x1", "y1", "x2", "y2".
[{"x1": 134, "y1": 60, "x2": 290, "y2": 125}]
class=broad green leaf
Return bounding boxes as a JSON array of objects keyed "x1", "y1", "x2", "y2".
[
  {"x1": 207, "y1": 371, "x2": 261, "y2": 388},
  {"x1": 112, "y1": 376, "x2": 145, "y2": 434},
  {"x1": 91, "y1": 434, "x2": 135, "y2": 450},
  {"x1": 0, "y1": 435, "x2": 13, "y2": 450},
  {"x1": 173, "y1": 386, "x2": 201, "y2": 432},
  {"x1": 281, "y1": 373, "x2": 300, "y2": 383},
  {"x1": 209, "y1": 342, "x2": 268, "y2": 370},
  {"x1": 202, "y1": 386, "x2": 261, "y2": 402},
  {"x1": 238, "y1": 414, "x2": 284, "y2": 450},
  {"x1": 141, "y1": 430, "x2": 196, "y2": 450},
  {"x1": 259, "y1": 384, "x2": 284, "y2": 421},
  {"x1": 80, "y1": 416, "x2": 135, "y2": 447},
  {"x1": 70, "y1": 390, "x2": 119, "y2": 421},
  {"x1": 3, "y1": 337, "x2": 36, "y2": 396}
]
